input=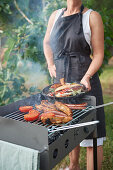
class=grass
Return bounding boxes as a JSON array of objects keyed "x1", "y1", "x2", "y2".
[{"x1": 53, "y1": 65, "x2": 113, "y2": 170}]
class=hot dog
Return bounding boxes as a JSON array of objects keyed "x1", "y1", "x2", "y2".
[
  {"x1": 65, "y1": 103, "x2": 87, "y2": 107},
  {"x1": 64, "y1": 103, "x2": 87, "y2": 110}
]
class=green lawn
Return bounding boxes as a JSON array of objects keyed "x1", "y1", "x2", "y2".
[{"x1": 53, "y1": 65, "x2": 113, "y2": 170}]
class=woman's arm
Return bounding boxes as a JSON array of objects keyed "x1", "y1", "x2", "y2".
[
  {"x1": 43, "y1": 11, "x2": 57, "y2": 78},
  {"x1": 81, "y1": 11, "x2": 104, "y2": 90}
]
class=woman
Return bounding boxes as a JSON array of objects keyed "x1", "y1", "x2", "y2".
[{"x1": 43, "y1": 0, "x2": 106, "y2": 169}]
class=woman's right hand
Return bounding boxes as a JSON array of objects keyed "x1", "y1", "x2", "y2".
[{"x1": 48, "y1": 64, "x2": 56, "y2": 78}]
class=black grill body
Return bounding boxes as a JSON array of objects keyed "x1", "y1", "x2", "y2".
[{"x1": 0, "y1": 94, "x2": 97, "y2": 170}]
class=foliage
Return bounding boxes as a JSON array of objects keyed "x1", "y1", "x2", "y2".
[
  {"x1": 0, "y1": 54, "x2": 27, "y2": 105},
  {"x1": 101, "y1": 9, "x2": 113, "y2": 65},
  {"x1": 0, "y1": 0, "x2": 113, "y2": 106}
]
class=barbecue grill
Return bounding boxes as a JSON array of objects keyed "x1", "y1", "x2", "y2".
[{"x1": 0, "y1": 93, "x2": 98, "y2": 170}]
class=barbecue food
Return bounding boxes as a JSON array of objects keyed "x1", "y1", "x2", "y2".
[
  {"x1": 62, "y1": 116, "x2": 73, "y2": 123},
  {"x1": 35, "y1": 101, "x2": 57, "y2": 112},
  {"x1": 50, "y1": 83, "x2": 61, "y2": 89},
  {"x1": 41, "y1": 113, "x2": 55, "y2": 124},
  {"x1": 66, "y1": 106, "x2": 86, "y2": 110},
  {"x1": 41, "y1": 112, "x2": 72, "y2": 124},
  {"x1": 65, "y1": 103, "x2": 87, "y2": 110},
  {"x1": 41, "y1": 100, "x2": 56, "y2": 110},
  {"x1": 50, "y1": 116, "x2": 72, "y2": 124},
  {"x1": 60, "y1": 78, "x2": 65, "y2": 85},
  {"x1": 54, "y1": 83, "x2": 84, "y2": 97},
  {"x1": 55, "y1": 101, "x2": 72, "y2": 116},
  {"x1": 46, "y1": 110, "x2": 68, "y2": 117},
  {"x1": 19, "y1": 106, "x2": 33, "y2": 112},
  {"x1": 50, "y1": 116, "x2": 65, "y2": 124},
  {"x1": 65, "y1": 103, "x2": 87, "y2": 107},
  {"x1": 55, "y1": 83, "x2": 82, "y2": 92},
  {"x1": 35, "y1": 104, "x2": 44, "y2": 111},
  {"x1": 35, "y1": 100, "x2": 87, "y2": 124},
  {"x1": 24, "y1": 110, "x2": 40, "y2": 121}
]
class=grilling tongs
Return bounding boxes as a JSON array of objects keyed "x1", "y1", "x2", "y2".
[{"x1": 49, "y1": 101, "x2": 113, "y2": 132}]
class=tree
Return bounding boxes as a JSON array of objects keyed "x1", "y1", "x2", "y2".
[{"x1": 0, "y1": 0, "x2": 113, "y2": 106}]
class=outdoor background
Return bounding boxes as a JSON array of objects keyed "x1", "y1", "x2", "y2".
[{"x1": 0, "y1": 0, "x2": 113, "y2": 169}]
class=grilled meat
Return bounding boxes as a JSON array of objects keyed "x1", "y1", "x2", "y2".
[
  {"x1": 50, "y1": 116, "x2": 65, "y2": 124},
  {"x1": 41, "y1": 100, "x2": 56, "y2": 110},
  {"x1": 45, "y1": 110, "x2": 68, "y2": 117},
  {"x1": 41, "y1": 112, "x2": 72, "y2": 124},
  {"x1": 35, "y1": 100, "x2": 57, "y2": 112},
  {"x1": 50, "y1": 83, "x2": 61, "y2": 89},
  {"x1": 62, "y1": 116, "x2": 73, "y2": 123},
  {"x1": 55, "y1": 101, "x2": 72, "y2": 116},
  {"x1": 55, "y1": 83, "x2": 82, "y2": 92},
  {"x1": 60, "y1": 78, "x2": 65, "y2": 85},
  {"x1": 65, "y1": 103, "x2": 87, "y2": 110},
  {"x1": 65, "y1": 103, "x2": 87, "y2": 107},
  {"x1": 65, "y1": 106, "x2": 86, "y2": 110},
  {"x1": 35, "y1": 104, "x2": 44, "y2": 111},
  {"x1": 41, "y1": 113, "x2": 55, "y2": 124}
]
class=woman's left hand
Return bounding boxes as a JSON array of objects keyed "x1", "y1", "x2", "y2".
[{"x1": 80, "y1": 75, "x2": 91, "y2": 91}]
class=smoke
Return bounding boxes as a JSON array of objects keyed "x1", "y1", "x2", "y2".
[{"x1": 17, "y1": 59, "x2": 49, "y2": 90}]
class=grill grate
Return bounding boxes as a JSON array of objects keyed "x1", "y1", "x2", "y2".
[{"x1": 3, "y1": 105, "x2": 94, "y2": 137}]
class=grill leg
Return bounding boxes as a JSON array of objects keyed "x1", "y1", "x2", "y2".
[{"x1": 93, "y1": 138, "x2": 97, "y2": 170}]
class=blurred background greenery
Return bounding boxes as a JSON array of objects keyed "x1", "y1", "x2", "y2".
[
  {"x1": 0, "y1": 0, "x2": 113, "y2": 105},
  {"x1": 0, "y1": 0, "x2": 113, "y2": 169}
]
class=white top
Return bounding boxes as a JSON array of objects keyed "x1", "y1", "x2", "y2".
[{"x1": 50, "y1": 9, "x2": 93, "y2": 49}]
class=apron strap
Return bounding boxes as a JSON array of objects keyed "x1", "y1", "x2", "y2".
[
  {"x1": 60, "y1": 4, "x2": 84, "y2": 18},
  {"x1": 75, "y1": 4, "x2": 84, "y2": 34},
  {"x1": 80, "y1": 4, "x2": 84, "y2": 13}
]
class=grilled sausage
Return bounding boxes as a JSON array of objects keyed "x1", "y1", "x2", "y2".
[
  {"x1": 65, "y1": 103, "x2": 87, "y2": 107},
  {"x1": 65, "y1": 103, "x2": 87, "y2": 110},
  {"x1": 55, "y1": 101, "x2": 72, "y2": 116},
  {"x1": 66, "y1": 106, "x2": 86, "y2": 110},
  {"x1": 55, "y1": 83, "x2": 82, "y2": 92}
]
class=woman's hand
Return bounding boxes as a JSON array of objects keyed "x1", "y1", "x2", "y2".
[
  {"x1": 80, "y1": 75, "x2": 91, "y2": 91},
  {"x1": 48, "y1": 64, "x2": 56, "y2": 78}
]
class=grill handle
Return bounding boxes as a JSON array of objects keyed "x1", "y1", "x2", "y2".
[
  {"x1": 49, "y1": 120, "x2": 99, "y2": 132},
  {"x1": 90, "y1": 101, "x2": 113, "y2": 111}
]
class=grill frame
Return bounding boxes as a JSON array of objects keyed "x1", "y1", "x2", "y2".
[{"x1": 0, "y1": 93, "x2": 97, "y2": 170}]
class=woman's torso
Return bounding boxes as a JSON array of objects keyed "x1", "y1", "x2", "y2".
[
  {"x1": 49, "y1": 6, "x2": 106, "y2": 138},
  {"x1": 50, "y1": 6, "x2": 92, "y2": 83},
  {"x1": 50, "y1": 8, "x2": 93, "y2": 49}
]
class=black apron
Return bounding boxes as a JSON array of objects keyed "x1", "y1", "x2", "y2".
[{"x1": 50, "y1": 5, "x2": 106, "y2": 139}]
